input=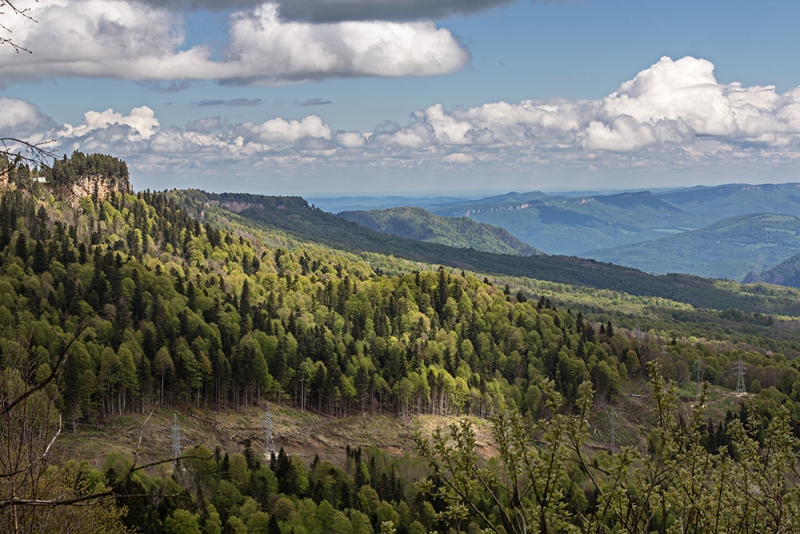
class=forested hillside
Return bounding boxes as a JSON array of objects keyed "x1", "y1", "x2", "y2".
[
  {"x1": 588, "y1": 213, "x2": 800, "y2": 281},
  {"x1": 0, "y1": 179, "x2": 673, "y2": 422},
  {"x1": 184, "y1": 191, "x2": 800, "y2": 316},
  {"x1": 4, "y1": 153, "x2": 800, "y2": 532},
  {"x1": 337, "y1": 206, "x2": 541, "y2": 256},
  {"x1": 745, "y1": 253, "x2": 800, "y2": 288}
]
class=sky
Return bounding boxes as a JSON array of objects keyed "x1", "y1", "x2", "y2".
[{"x1": 1, "y1": 0, "x2": 799, "y2": 195}]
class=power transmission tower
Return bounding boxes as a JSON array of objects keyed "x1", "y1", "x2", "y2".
[
  {"x1": 263, "y1": 404, "x2": 276, "y2": 457},
  {"x1": 694, "y1": 359, "x2": 705, "y2": 397},
  {"x1": 171, "y1": 413, "x2": 182, "y2": 464},
  {"x1": 735, "y1": 358, "x2": 746, "y2": 394},
  {"x1": 608, "y1": 409, "x2": 617, "y2": 454}
]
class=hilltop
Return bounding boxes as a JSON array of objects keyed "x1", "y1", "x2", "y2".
[
  {"x1": 1, "y1": 150, "x2": 131, "y2": 205},
  {"x1": 337, "y1": 206, "x2": 541, "y2": 256},
  {"x1": 744, "y1": 252, "x2": 800, "y2": 288}
]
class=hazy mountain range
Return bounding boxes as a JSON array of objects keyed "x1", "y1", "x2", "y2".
[
  {"x1": 327, "y1": 183, "x2": 800, "y2": 284},
  {"x1": 337, "y1": 206, "x2": 542, "y2": 257}
]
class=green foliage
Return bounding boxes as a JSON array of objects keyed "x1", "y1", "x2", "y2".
[
  {"x1": 188, "y1": 191, "x2": 800, "y2": 316},
  {"x1": 416, "y1": 363, "x2": 800, "y2": 533},
  {"x1": 163, "y1": 509, "x2": 201, "y2": 534},
  {"x1": 46, "y1": 151, "x2": 129, "y2": 184},
  {"x1": 1, "y1": 180, "x2": 799, "y2": 425}
]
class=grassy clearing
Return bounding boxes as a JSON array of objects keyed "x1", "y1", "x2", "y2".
[{"x1": 54, "y1": 379, "x2": 746, "y2": 474}]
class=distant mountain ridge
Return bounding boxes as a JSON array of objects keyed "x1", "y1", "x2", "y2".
[
  {"x1": 330, "y1": 184, "x2": 800, "y2": 284},
  {"x1": 366, "y1": 183, "x2": 796, "y2": 257},
  {"x1": 432, "y1": 190, "x2": 703, "y2": 255},
  {"x1": 337, "y1": 206, "x2": 542, "y2": 256},
  {"x1": 587, "y1": 213, "x2": 800, "y2": 281}
]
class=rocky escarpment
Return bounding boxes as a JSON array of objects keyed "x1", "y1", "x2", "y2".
[
  {"x1": 208, "y1": 200, "x2": 266, "y2": 213},
  {"x1": 49, "y1": 173, "x2": 132, "y2": 206},
  {"x1": 2, "y1": 151, "x2": 132, "y2": 206},
  {"x1": 208, "y1": 198, "x2": 305, "y2": 214}
]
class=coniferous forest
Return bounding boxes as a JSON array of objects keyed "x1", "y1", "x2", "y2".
[{"x1": 3, "y1": 153, "x2": 800, "y2": 533}]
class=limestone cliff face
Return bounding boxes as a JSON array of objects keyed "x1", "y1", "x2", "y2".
[
  {"x1": 50, "y1": 174, "x2": 132, "y2": 206},
  {"x1": 208, "y1": 200, "x2": 271, "y2": 213}
]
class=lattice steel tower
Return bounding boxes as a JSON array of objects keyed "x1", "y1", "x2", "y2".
[
  {"x1": 694, "y1": 359, "x2": 705, "y2": 397},
  {"x1": 171, "y1": 413, "x2": 182, "y2": 463},
  {"x1": 608, "y1": 409, "x2": 617, "y2": 454},
  {"x1": 735, "y1": 358, "x2": 746, "y2": 394},
  {"x1": 264, "y1": 405, "x2": 276, "y2": 456}
]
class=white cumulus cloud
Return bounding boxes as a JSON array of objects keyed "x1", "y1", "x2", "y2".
[
  {"x1": 0, "y1": 97, "x2": 57, "y2": 138},
  {"x1": 238, "y1": 115, "x2": 332, "y2": 144},
  {"x1": 10, "y1": 56, "x2": 800, "y2": 186},
  {"x1": 223, "y1": 4, "x2": 469, "y2": 83},
  {"x1": 0, "y1": 0, "x2": 469, "y2": 84},
  {"x1": 384, "y1": 56, "x2": 800, "y2": 153},
  {"x1": 59, "y1": 107, "x2": 160, "y2": 141}
]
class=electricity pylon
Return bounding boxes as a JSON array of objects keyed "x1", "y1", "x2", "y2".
[
  {"x1": 264, "y1": 405, "x2": 276, "y2": 456},
  {"x1": 735, "y1": 358, "x2": 746, "y2": 394},
  {"x1": 171, "y1": 413, "x2": 182, "y2": 464},
  {"x1": 694, "y1": 359, "x2": 705, "y2": 397}
]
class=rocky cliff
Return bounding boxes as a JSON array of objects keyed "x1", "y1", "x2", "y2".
[{"x1": 49, "y1": 173, "x2": 132, "y2": 206}]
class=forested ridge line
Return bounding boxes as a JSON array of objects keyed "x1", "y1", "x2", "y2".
[
  {"x1": 190, "y1": 190, "x2": 800, "y2": 316},
  {"x1": 336, "y1": 206, "x2": 543, "y2": 256}
]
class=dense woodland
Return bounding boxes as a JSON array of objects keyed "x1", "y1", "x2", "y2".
[
  {"x1": 3, "y1": 153, "x2": 800, "y2": 532},
  {"x1": 200, "y1": 191, "x2": 800, "y2": 316}
]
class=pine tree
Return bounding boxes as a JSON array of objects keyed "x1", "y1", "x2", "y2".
[{"x1": 32, "y1": 240, "x2": 48, "y2": 274}]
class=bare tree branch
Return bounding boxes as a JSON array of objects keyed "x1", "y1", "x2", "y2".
[
  {"x1": 0, "y1": 453, "x2": 214, "y2": 509},
  {"x1": 0, "y1": 0, "x2": 37, "y2": 55},
  {"x1": 1, "y1": 319, "x2": 89, "y2": 417},
  {"x1": 0, "y1": 137, "x2": 57, "y2": 170}
]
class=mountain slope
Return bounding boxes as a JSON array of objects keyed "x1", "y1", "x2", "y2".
[
  {"x1": 587, "y1": 213, "x2": 800, "y2": 280},
  {"x1": 337, "y1": 206, "x2": 542, "y2": 256},
  {"x1": 744, "y1": 253, "x2": 800, "y2": 288},
  {"x1": 194, "y1": 192, "x2": 800, "y2": 315},
  {"x1": 656, "y1": 183, "x2": 800, "y2": 223},
  {"x1": 430, "y1": 191, "x2": 703, "y2": 255},
  {"x1": 397, "y1": 183, "x2": 800, "y2": 257}
]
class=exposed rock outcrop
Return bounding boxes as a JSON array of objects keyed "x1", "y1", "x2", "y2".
[{"x1": 49, "y1": 174, "x2": 132, "y2": 206}]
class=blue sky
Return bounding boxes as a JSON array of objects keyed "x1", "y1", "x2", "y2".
[{"x1": 1, "y1": 0, "x2": 799, "y2": 194}]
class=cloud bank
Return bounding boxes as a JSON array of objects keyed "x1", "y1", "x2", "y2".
[
  {"x1": 8, "y1": 57, "x2": 800, "y2": 185},
  {"x1": 0, "y1": 0, "x2": 470, "y2": 84},
  {"x1": 129, "y1": 0, "x2": 516, "y2": 22}
]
